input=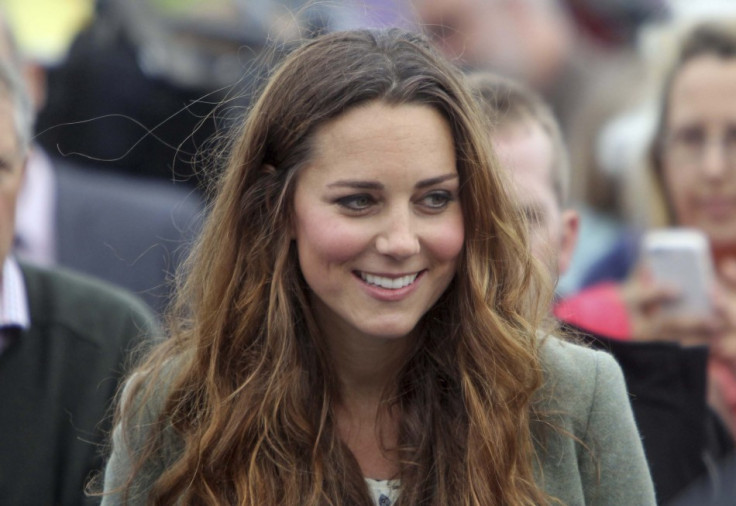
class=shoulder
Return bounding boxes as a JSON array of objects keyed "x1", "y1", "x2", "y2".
[
  {"x1": 535, "y1": 334, "x2": 629, "y2": 436},
  {"x1": 534, "y1": 335, "x2": 656, "y2": 505},
  {"x1": 102, "y1": 356, "x2": 186, "y2": 504},
  {"x1": 21, "y1": 262, "x2": 160, "y2": 345},
  {"x1": 537, "y1": 335, "x2": 623, "y2": 398}
]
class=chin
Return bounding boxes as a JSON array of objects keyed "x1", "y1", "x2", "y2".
[{"x1": 361, "y1": 320, "x2": 420, "y2": 341}]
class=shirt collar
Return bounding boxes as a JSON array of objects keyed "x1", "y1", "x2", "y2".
[
  {"x1": 14, "y1": 148, "x2": 57, "y2": 266},
  {"x1": 0, "y1": 257, "x2": 30, "y2": 331}
]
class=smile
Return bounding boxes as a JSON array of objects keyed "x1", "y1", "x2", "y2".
[{"x1": 358, "y1": 271, "x2": 421, "y2": 290}]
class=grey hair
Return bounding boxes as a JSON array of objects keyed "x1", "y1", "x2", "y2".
[{"x1": 0, "y1": 58, "x2": 33, "y2": 156}]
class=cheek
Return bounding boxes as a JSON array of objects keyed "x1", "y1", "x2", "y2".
[
  {"x1": 426, "y1": 213, "x2": 465, "y2": 263},
  {"x1": 294, "y1": 206, "x2": 372, "y2": 265},
  {"x1": 662, "y1": 167, "x2": 692, "y2": 215},
  {"x1": 0, "y1": 178, "x2": 20, "y2": 218}
]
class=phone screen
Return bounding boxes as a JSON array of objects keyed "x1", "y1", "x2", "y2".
[{"x1": 642, "y1": 229, "x2": 714, "y2": 317}]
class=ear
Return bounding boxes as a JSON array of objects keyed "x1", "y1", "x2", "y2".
[
  {"x1": 557, "y1": 208, "x2": 579, "y2": 276},
  {"x1": 22, "y1": 62, "x2": 47, "y2": 113}
]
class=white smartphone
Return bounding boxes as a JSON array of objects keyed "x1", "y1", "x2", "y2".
[{"x1": 640, "y1": 228, "x2": 715, "y2": 317}]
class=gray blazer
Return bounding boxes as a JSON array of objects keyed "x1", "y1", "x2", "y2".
[
  {"x1": 101, "y1": 337, "x2": 656, "y2": 505},
  {"x1": 533, "y1": 337, "x2": 655, "y2": 505}
]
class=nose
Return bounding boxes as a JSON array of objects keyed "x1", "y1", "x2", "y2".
[
  {"x1": 375, "y1": 208, "x2": 421, "y2": 259},
  {"x1": 701, "y1": 138, "x2": 728, "y2": 182}
]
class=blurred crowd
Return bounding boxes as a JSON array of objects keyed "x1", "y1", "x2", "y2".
[{"x1": 2, "y1": 0, "x2": 736, "y2": 504}]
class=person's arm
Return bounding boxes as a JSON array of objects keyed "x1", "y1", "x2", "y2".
[
  {"x1": 578, "y1": 350, "x2": 657, "y2": 505},
  {"x1": 100, "y1": 423, "x2": 135, "y2": 506},
  {"x1": 100, "y1": 374, "x2": 168, "y2": 506}
]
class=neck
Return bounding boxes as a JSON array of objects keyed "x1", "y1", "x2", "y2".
[
  {"x1": 309, "y1": 298, "x2": 415, "y2": 405},
  {"x1": 327, "y1": 329, "x2": 412, "y2": 407},
  {"x1": 312, "y1": 316, "x2": 409, "y2": 481}
]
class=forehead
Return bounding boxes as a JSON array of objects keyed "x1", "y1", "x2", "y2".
[
  {"x1": 303, "y1": 101, "x2": 456, "y2": 183},
  {"x1": 312, "y1": 101, "x2": 451, "y2": 147},
  {"x1": 668, "y1": 55, "x2": 736, "y2": 125},
  {"x1": 492, "y1": 118, "x2": 554, "y2": 186},
  {"x1": 491, "y1": 118, "x2": 558, "y2": 213}
]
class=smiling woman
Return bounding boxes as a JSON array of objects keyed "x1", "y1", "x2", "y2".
[
  {"x1": 98, "y1": 28, "x2": 654, "y2": 505},
  {"x1": 293, "y1": 102, "x2": 463, "y2": 344}
]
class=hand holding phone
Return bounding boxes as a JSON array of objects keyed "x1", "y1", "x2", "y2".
[{"x1": 640, "y1": 228, "x2": 715, "y2": 318}]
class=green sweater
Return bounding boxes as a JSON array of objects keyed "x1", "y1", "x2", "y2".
[
  {"x1": 0, "y1": 263, "x2": 158, "y2": 505},
  {"x1": 102, "y1": 337, "x2": 656, "y2": 505}
]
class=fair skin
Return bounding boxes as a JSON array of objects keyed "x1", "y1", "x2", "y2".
[
  {"x1": 663, "y1": 55, "x2": 736, "y2": 250},
  {"x1": 412, "y1": 0, "x2": 572, "y2": 90},
  {"x1": 292, "y1": 101, "x2": 464, "y2": 478},
  {"x1": 0, "y1": 92, "x2": 25, "y2": 267},
  {"x1": 492, "y1": 118, "x2": 578, "y2": 281},
  {"x1": 620, "y1": 55, "x2": 736, "y2": 435},
  {"x1": 625, "y1": 56, "x2": 736, "y2": 351}
]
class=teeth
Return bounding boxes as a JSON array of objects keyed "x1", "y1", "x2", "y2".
[{"x1": 360, "y1": 272, "x2": 418, "y2": 289}]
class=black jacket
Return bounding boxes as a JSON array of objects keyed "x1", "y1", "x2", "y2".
[
  {"x1": 564, "y1": 324, "x2": 734, "y2": 503},
  {"x1": 0, "y1": 263, "x2": 158, "y2": 505}
]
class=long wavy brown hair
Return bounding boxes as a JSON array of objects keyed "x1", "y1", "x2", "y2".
[{"x1": 109, "y1": 28, "x2": 553, "y2": 505}]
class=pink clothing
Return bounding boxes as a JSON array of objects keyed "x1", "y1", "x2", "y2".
[
  {"x1": 710, "y1": 359, "x2": 736, "y2": 438},
  {"x1": 554, "y1": 282, "x2": 631, "y2": 340},
  {"x1": 556, "y1": 281, "x2": 736, "y2": 439}
]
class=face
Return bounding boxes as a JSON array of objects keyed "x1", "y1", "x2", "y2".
[
  {"x1": 292, "y1": 101, "x2": 464, "y2": 344},
  {"x1": 492, "y1": 118, "x2": 577, "y2": 279},
  {"x1": 412, "y1": 0, "x2": 570, "y2": 88},
  {"x1": 661, "y1": 55, "x2": 736, "y2": 249},
  {"x1": 0, "y1": 93, "x2": 24, "y2": 266}
]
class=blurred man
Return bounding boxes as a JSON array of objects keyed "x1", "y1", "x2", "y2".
[
  {"x1": 414, "y1": 0, "x2": 573, "y2": 92},
  {"x1": 0, "y1": 57, "x2": 158, "y2": 505},
  {"x1": 468, "y1": 72, "x2": 734, "y2": 503},
  {"x1": 0, "y1": 12, "x2": 203, "y2": 315}
]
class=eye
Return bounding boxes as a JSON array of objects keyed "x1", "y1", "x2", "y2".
[
  {"x1": 671, "y1": 126, "x2": 705, "y2": 148},
  {"x1": 0, "y1": 156, "x2": 15, "y2": 173},
  {"x1": 419, "y1": 190, "x2": 454, "y2": 211},
  {"x1": 725, "y1": 126, "x2": 736, "y2": 145},
  {"x1": 335, "y1": 193, "x2": 376, "y2": 212}
]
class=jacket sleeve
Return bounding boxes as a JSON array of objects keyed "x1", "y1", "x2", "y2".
[
  {"x1": 100, "y1": 423, "x2": 133, "y2": 506},
  {"x1": 578, "y1": 350, "x2": 657, "y2": 505},
  {"x1": 100, "y1": 374, "x2": 168, "y2": 506}
]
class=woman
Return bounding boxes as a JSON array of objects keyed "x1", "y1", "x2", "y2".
[
  {"x1": 565, "y1": 23, "x2": 736, "y2": 439},
  {"x1": 100, "y1": 29, "x2": 654, "y2": 505},
  {"x1": 642, "y1": 22, "x2": 736, "y2": 440}
]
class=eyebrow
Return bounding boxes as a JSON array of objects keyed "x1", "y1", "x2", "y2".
[{"x1": 327, "y1": 173, "x2": 458, "y2": 190}]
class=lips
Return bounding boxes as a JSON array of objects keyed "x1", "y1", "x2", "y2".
[
  {"x1": 357, "y1": 271, "x2": 421, "y2": 290},
  {"x1": 696, "y1": 195, "x2": 736, "y2": 220}
]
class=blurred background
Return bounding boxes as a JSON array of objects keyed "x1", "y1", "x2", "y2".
[{"x1": 3, "y1": 0, "x2": 730, "y2": 294}]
